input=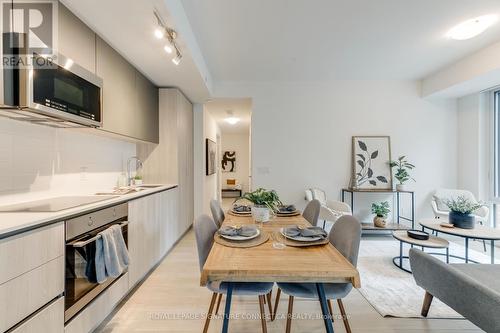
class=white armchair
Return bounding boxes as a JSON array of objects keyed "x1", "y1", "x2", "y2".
[
  {"x1": 431, "y1": 189, "x2": 489, "y2": 223},
  {"x1": 431, "y1": 189, "x2": 489, "y2": 251},
  {"x1": 305, "y1": 188, "x2": 352, "y2": 229}
]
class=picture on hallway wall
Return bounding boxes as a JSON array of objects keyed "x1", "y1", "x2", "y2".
[
  {"x1": 352, "y1": 136, "x2": 393, "y2": 190},
  {"x1": 221, "y1": 151, "x2": 236, "y2": 172},
  {"x1": 206, "y1": 138, "x2": 217, "y2": 176}
]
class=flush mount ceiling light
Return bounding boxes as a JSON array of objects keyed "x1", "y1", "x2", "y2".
[
  {"x1": 224, "y1": 111, "x2": 240, "y2": 125},
  {"x1": 446, "y1": 14, "x2": 498, "y2": 40},
  {"x1": 154, "y1": 10, "x2": 182, "y2": 64}
]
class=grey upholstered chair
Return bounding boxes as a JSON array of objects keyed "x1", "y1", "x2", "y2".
[
  {"x1": 272, "y1": 215, "x2": 361, "y2": 333},
  {"x1": 410, "y1": 248, "x2": 500, "y2": 332},
  {"x1": 194, "y1": 215, "x2": 274, "y2": 333},
  {"x1": 302, "y1": 199, "x2": 321, "y2": 227},
  {"x1": 210, "y1": 199, "x2": 225, "y2": 227}
]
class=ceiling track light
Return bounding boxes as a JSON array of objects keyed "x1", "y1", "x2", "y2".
[{"x1": 154, "y1": 10, "x2": 182, "y2": 65}]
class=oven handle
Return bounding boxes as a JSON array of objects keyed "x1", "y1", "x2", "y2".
[{"x1": 69, "y1": 221, "x2": 129, "y2": 248}]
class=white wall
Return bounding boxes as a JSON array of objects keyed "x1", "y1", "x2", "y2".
[
  {"x1": 457, "y1": 93, "x2": 492, "y2": 202},
  {"x1": 214, "y1": 80, "x2": 458, "y2": 221},
  {"x1": 221, "y1": 133, "x2": 250, "y2": 192},
  {"x1": 193, "y1": 105, "x2": 221, "y2": 217},
  {"x1": 0, "y1": 118, "x2": 136, "y2": 205}
]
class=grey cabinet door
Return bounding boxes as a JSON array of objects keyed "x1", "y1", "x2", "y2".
[
  {"x1": 96, "y1": 37, "x2": 137, "y2": 139},
  {"x1": 58, "y1": 4, "x2": 96, "y2": 73},
  {"x1": 135, "y1": 71, "x2": 159, "y2": 143}
]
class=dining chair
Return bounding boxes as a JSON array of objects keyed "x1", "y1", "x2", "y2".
[
  {"x1": 272, "y1": 215, "x2": 361, "y2": 333},
  {"x1": 194, "y1": 214, "x2": 274, "y2": 333},
  {"x1": 210, "y1": 199, "x2": 225, "y2": 227},
  {"x1": 302, "y1": 199, "x2": 321, "y2": 226}
]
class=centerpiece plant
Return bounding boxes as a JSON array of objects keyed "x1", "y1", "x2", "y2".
[
  {"x1": 389, "y1": 156, "x2": 415, "y2": 191},
  {"x1": 371, "y1": 201, "x2": 390, "y2": 228},
  {"x1": 242, "y1": 188, "x2": 282, "y2": 222},
  {"x1": 445, "y1": 196, "x2": 484, "y2": 229}
]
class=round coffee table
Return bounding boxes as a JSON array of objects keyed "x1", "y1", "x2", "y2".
[{"x1": 392, "y1": 230, "x2": 449, "y2": 273}]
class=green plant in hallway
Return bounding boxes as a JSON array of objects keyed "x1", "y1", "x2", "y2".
[
  {"x1": 389, "y1": 156, "x2": 415, "y2": 191},
  {"x1": 445, "y1": 196, "x2": 484, "y2": 229},
  {"x1": 371, "y1": 201, "x2": 390, "y2": 228}
]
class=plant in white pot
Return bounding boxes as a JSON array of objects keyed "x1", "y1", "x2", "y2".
[
  {"x1": 445, "y1": 196, "x2": 484, "y2": 229},
  {"x1": 371, "y1": 201, "x2": 390, "y2": 228},
  {"x1": 389, "y1": 156, "x2": 415, "y2": 191},
  {"x1": 242, "y1": 188, "x2": 282, "y2": 223}
]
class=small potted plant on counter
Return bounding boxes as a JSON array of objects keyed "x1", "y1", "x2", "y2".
[
  {"x1": 243, "y1": 188, "x2": 282, "y2": 223},
  {"x1": 133, "y1": 175, "x2": 143, "y2": 186},
  {"x1": 445, "y1": 196, "x2": 484, "y2": 229},
  {"x1": 371, "y1": 201, "x2": 390, "y2": 228},
  {"x1": 390, "y1": 156, "x2": 415, "y2": 191}
]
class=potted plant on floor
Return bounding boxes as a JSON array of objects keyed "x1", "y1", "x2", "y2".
[
  {"x1": 242, "y1": 188, "x2": 282, "y2": 223},
  {"x1": 445, "y1": 196, "x2": 484, "y2": 229},
  {"x1": 390, "y1": 156, "x2": 415, "y2": 191},
  {"x1": 371, "y1": 201, "x2": 390, "y2": 228}
]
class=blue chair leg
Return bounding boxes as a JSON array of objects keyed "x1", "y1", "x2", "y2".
[
  {"x1": 222, "y1": 283, "x2": 233, "y2": 333},
  {"x1": 316, "y1": 283, "x2": 334, "y2": 333}
]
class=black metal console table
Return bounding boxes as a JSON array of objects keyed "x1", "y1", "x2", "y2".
[{"x1": 341, "y1": 188, "x2": 415, "y2": 230}]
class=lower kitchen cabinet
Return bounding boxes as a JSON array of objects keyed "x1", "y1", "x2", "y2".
[
  {"x1": 11, "y1": 297, "x2": 64, "y2": 333},
  {"x1": 128, "y1": 187, "x2": 181, "y2": 288}
]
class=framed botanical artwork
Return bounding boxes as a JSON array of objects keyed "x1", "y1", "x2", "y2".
[
  {"x1": 352, "y1": 136, "x2": 392, "y2": 190},
  {"x1": 206, "y1": 138, "x2": 217, "y2": 176},
  {"x1": 221, "y1": 151, "x2": 236, "y2": 172}
]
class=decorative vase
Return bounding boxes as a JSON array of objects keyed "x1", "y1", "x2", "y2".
[
  {"x1": 396, "y1": 184, "x2": 406, "y2": 192},
  {"x1": 449, "y1": 211, "x2": 475, "y2": 229},
  {"x1": 252, "y1": 205, "x2": 271, "y2": 223},
  {"x1": 374, "y1": 215, "x2": 387, "y2": 228}
]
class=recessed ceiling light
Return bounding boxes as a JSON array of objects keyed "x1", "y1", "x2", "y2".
[
  {"x1": 164, "y1": 45, "x2": 173, "y2": 54},
  {"x1": 446, "y1": 14, "x2": 498, "y2": 40},
  {"x1": 154, "y1": 28, "x2": 164, "y2": 39},
  {"x1": 224, "y1": 117, "x2": 240, "y2": 125}
]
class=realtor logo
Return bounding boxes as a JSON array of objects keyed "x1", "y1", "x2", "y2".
[{"x1": 1, "y1": 0, "x2": 57, "y2": 58}]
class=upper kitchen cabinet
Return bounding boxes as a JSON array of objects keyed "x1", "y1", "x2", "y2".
[
  {"x1": 96, "y1": 37, "x2": 159, "y2": 143},
  {"x1": 135, "y1": 71, "x2": 159, "y2": 143},
  {"x1": 58, "y1": 4, "x2": 96, "y2": 73}
]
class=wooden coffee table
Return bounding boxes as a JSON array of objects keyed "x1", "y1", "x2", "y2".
[
  {"x1": 392, "y1": 230, "x2": 449, "y2": 273},
  {"x1": 420, "y1": 219, "x2": 500, "y2": 264}
]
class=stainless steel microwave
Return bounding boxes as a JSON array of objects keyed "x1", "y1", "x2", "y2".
[{"x1": 1, "y1": 33, "x2": 102, "y2": 127}]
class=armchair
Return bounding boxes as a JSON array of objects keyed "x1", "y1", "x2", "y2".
[{"x1": 305, "y1": 188, "x2": 352, "y2": 229}]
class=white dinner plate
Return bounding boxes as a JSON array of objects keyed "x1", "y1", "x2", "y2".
[
  {"x1": 219, "y1": 228, "x2": 260, "y2": 241},
  {"x1": 280, "y1": 227, "x2": 322, "y2": 242}
]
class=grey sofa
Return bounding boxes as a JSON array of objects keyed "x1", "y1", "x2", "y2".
[{"x1": 409, "y1": 248, "x2": 500, "y2": 333}]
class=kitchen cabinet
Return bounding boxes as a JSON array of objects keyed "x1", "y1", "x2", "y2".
[
  {"x1": 128, "y1": 187, "x2": 179, "y2": 287},
  {"x1": 138, "y1": 89, "x2": 193, "y2": 233},
  {"x1": 58, "y1": 5, "x2": 96, "y2": 73},
  {"x1": 11, "y1": 297, "x2": 64, "y2": 333},
  {"x1": 135, "y1": 71, "x2": 159, "y2": 143},
  {"x1": 0, "y1": 223, "x2": 64, "y2": 332}
]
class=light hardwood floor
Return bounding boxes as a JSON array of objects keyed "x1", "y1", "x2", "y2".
[{"x1": 96, "y1": 229, "x2": 482, "y2": 333}]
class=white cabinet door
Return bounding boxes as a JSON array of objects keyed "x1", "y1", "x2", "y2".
[{"x1": 11, "y1": 297, "x2": 64, "y2": 333}]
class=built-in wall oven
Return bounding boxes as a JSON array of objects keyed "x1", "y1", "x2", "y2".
[{"x1": 64, "y1": 203, "x2": 128, "y2": 323}]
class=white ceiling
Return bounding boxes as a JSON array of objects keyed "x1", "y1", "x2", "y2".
[
  {"x1": 180, "y1": 0, "x2": 500, "y2": 82},
  {"x1": 205, "y1": 98, "x2": 252, "y2": 134},
  {"x1": 60, "y1": 0, "x2": 212, "y2": 103}
]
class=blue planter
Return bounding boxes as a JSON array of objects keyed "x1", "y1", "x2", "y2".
[{"x1": 449, "y1": 211, "x2": 475, "y2": 229}]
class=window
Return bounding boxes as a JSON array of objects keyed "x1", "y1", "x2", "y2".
[{"x1": 494, "y1": 91, "x2": 500, "y2": 225}]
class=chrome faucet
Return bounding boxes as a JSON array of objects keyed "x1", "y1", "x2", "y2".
[{"x1": 127, "y1": 156, "x2": 143, "y2": 186}]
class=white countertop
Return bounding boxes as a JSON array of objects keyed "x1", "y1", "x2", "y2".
[{"x1": 0, "y1": 184, "x2": 177, "y2": 239}]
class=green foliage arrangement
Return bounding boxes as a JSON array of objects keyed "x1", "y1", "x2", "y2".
[
  {"x1": 445, "y1": 196, "x2": 484, "y2": 215},
  {"x1": 389, "y1": 156, "x2": 415, "y2": 185},
  {"x1": 242, "y1": 188, "x2": 282, "y2": 211},
  {"x1": 371, "y1": 201, "x2": 390, "y2": 217}
]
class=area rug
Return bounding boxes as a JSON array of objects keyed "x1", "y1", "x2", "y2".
[{"x1": 356, "y1": 236, "x2": 496, "y2": 319}]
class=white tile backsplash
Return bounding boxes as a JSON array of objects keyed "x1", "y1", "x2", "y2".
[{"x1": 0, "y1": 118, "x2": 136, "y2": 205}]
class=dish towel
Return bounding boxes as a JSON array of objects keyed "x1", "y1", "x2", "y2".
[{"x1": 95, "y1": 224, "x2": 130, "y2": 284}]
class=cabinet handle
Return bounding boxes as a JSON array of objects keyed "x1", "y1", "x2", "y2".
[{"x1": 88, "y1": 217, "x2": 94, "y2": 226}]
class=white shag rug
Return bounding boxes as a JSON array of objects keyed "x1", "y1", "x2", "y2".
[{"x1": 356, "y1": 236, "x2": 496, "y2": 319}]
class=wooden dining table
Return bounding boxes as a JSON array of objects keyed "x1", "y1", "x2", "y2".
[{"x1": 201, "y1": 212, "x2": 361, "y2": 333}]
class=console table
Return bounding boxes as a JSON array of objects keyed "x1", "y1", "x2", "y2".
[
  {"x1": 341, "y1": 188, "x2": 415, "y2": 230},
  {"x1": 221, "y1": 188, "x2": 242, "y2": 198}
]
